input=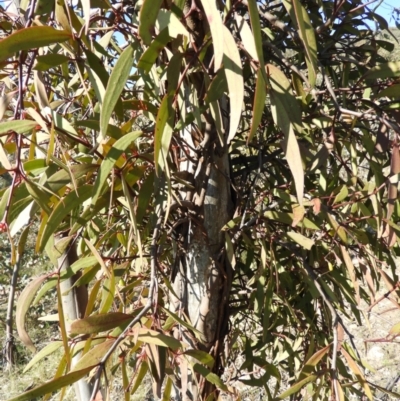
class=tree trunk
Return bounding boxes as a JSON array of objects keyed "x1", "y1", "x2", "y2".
[
  {"x1": 172, "y1": 111, "x2": 233, "y2": 400},
  {"x1": 4, "y1": 257, "x2": 21, "y2": 370},
  {"x1": 57, "y1": 237, "x2": 93, "y2": 401}
]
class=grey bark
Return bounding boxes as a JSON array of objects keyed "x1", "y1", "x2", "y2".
[{"x1": 57, "y1": 237, "x2": 93, "y2": 401}]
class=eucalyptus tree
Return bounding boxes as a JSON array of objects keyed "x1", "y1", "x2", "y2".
[{"x1": 1, "y1": 0, "x2": 400, "y2": 400}]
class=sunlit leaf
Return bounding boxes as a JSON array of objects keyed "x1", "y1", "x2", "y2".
[
  {"x1": 0, "y1": 120, "x2": 37, "y2": 134},
  {"x1": 72, "y1": 340, "x2": 115, "y2": 371},
  {"x1": 364, "y1": 61, "x2": 400, "y2": 80},
  {"x1": 139, "y1": 0, "x2": 164, "y2": 45},
  {"x1": 100, "y1": 44, "x2": 135, "y2": 138},
  {"x1": 276, "y1": 375, "x2": 318, "y2": 399},
  {"x1": 7, "y1": 366, "x2": 95, "y2": 401},
  {"x1": 91, "y1": 131, "x2": 142, "y2": 205},
  {"x1": 200, "y1": 0, "x2": 224, "y2": 71},
  {"x1": 0, "y1": 27, "x2": 71, "y2": 61},
  {"x1": 223, "y1": 25, "x2": 244, "y2": 143},
  {"x1": 70, "y1": 313, "x2": 133, "y2": 336},
  {"x1": 193, "y1": 364, "x2": 228, "y2": 391},
  {"x1": 267, "y1": 63, "x2": 304, "y2": 204},
  {"x1": 248, "y1": 68, "x2": 266, "y2": 143},
  {"x1": 16, "y1": 275, "x2": 48, "y2": 353},
  {"x1": 38, "y1": 185, "x2": 94, "y2": 252},
  {"x1": 23, "y1": 341, "x2": 63, "y2": 373},
  {"x1": 341, "y1": 348, "x2": 373, "y2": 400}
]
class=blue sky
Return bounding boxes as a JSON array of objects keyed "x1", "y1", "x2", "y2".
[
  {"x1": 0, "y1": 0, "x2": 399, "y2": 28},
  {"x1": 376, "y1": 0, "x2": 399, "y2": 27}
]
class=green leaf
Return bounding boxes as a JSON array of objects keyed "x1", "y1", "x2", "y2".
[
  {"x1": 154, "y1": 96, "x2": 174, "y2": 172},
  {"x1": 139, "y1": 0, "x2": 164, "y2": 45},
  {"x1": 287, "y1": 231, "x2": 315, "y2": 250},
  {"x1": 364, "y1": 62, "x2": 400, "y2": 80},
  {"x1": 0, "y1": 27, "x2": 71, "y2": 61},
  {"x1": 200, "y1": 0, "x2": 224, "y2": 71},
  {"x1": 193, "y1": 363, "x2": 228, "y2": 391},
  {"x1": 137, "y1": 28, "x2": 171, "y2": 73},
  {"x1": 276, "y1": 375, "x2": 318, "y2": 399},
  {"x1": 136, "y1": 170, "x2": 154, "y2": 224},
  {"x1": 341, "y1": 348, "x2": 373, "y2": 400},
  {"x1": 184, "y1": 350, "x2": 214, "y2": 368},
  {"x1": 23, "y1": 341, "x2": 63, "y2": 373},
  {"x1": 136, "y1": 328, "x2": 182, "y2": 351},
  {"x1": 72, "y1": 340, "x2": 115, "y2": 371},
  {"x1": 267, "y1": 63, "x2": 304, "y2": 205},
  {"x1": 389, "y1": 322, "x2": 400, "y2": 337},
  {"x1": 283, "y1": 0, "x2": 318, "y2": 86},
  {"x1": 70, "y1": 312, "x2": 133, "y2": 336},
  {"x1": 0, "y1": 120, "x2": 37, "y2": 134},
  {"x1": 235, "y1": 15, "x2": 258, "y2": 61},
  {"x1": 204, "y1": 69, "x2": 228, "y2": 104},
  {"x1": 16, "y1": 275, "x2": 48, "y2": 353},
  {"x1": 223, "y1": 25, "x2": 244, "y2": 143},
  {"x1": 100, "y1": 44, "x2": 135, "y2": 137},
  {"x1": 248, "y1": 68, "x2": 266, "y2": 143},
  {"x1": 91, "y1": 131, "x2": 142, "y2": 205},
  {"x1": 7, "y1": 365, "x2": 95, "y2": 401},
  {"x1": 373, "y1": 84, "x2": 400, "y2": 99},
  {"x1": 38, "y1": 185, "x2": 94, "y2": 252},
  {"x1": 130, "y1": 361, "x2": 149, "y2": 395},
  {"x1": 161, "y1": 307, "x2": 204, "y2": 339},
  {"x1": 45, "y1": 164, "x2": 97, "y2": 194},
  {"x1": 333, "y1": 185, "x2": 348, "y2": 204},
  {"x1": 34, "y1": 54, "x2": 69, "y2": 71},
  {"x1": 156, "y1": 9, "x2": 189, "y2": 39},
  {"x1": 299, "y1": 344, "x2": 331, "y2": 379},
  {"x1": 25, "y1": 180, "x2": 52, "y2": 215},
  {"x1": 247, "y1": 0, "x2": 265, "y2": 67}
]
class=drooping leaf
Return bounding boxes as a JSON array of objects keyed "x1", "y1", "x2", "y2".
[
  {"x1": 136, "y1": 328, "x2": 182, "y2": 351},
  {"x1": 247, "y1": 0, "x2": 266, "y2": 68},
  {"x1": 154, "y1": 96, "x2": 173, "y2": 172},
  {"x1": 130, "y1": 361, "x2": 149, "y2": 395},
  {"x1": 100, "y1": 43, "x2": 135, "y2": 137},
  {"x1": 0, "y1": 27, "x2": 71, "y2": 61},
  {"x1": 282, "y1": 0, "x2": 318, "y2": 86},
  {"x1": 72, "y1": 340, "x2": 115, "y2": 371},
  {"x1": 200, "y1": 0, "x2": 224, "y2": 71},
  {"x1": 34, "y1": 54, "x2": 69, "y2": 71},
  {"x1": 193, "y1": 364, "x2": 228, "y2": 391},
  {"x1": 16, "y1": 275, "x2": 48, "y2": 353},
  {"x1": 223, "y1": 25, "x2": 244, "y2": 143},
  {"x1": 139, "y1": 0, "x2": 164, "y2": 45},
  {"x1": 70, "y1": 312, "x2": 133, "y2": 336},
  {"x1": 248, "y1": 68, "x2": 266, "y2": 143},
  {"x1": 91, "y1": 131, "x2": 142, "y2": 205},
  {"x1": 364, "y1": 61, "x2": 400, "y2": 80},
  {"x1": 276, "y1": 375, "x2": 318, "y2": 399},
  {"x1": 341, "y1": 348, "x2": 373, "y2": 400},
  {"x1": 7, "y1": 365, "x2": 95, "y2": 401},
  {"x1": 137, "y1": 28, "x2": 171, "y2": 73},
  {"x1": 388, "y1": 321, "x2": 400, "y2": 338},
  {"x1": 287, "y1": 231, "x2": 315, "y2": 250},
  {"x1": 38, "y1": 185, "x2": 94, "y2": 252},
  {"x1": 184, "y1": 349, "x2": 214, "y2": 368},
  {"x1": 299, "y1": 344, "x2": 331, "y2": 379},
  {"x1": 23, "y1": 341, "x2": 63, "y2": 373},
  {"x1": 267, "y1": 63, "x2": 304, "y2": 204},
  {"x1": 156, "y1": 9, "x2": 189, "y2": 39},
  {"x1": 0, "y1": 120, "x2": 37, "y2": 134}
]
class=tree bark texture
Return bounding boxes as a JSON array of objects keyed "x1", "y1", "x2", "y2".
[{"x1": 57, "y1": 237, "x2": 93, "y2": 401}]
